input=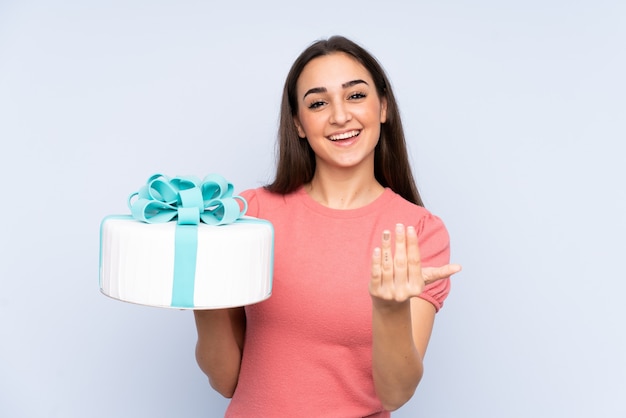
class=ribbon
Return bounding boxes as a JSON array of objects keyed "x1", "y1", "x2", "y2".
[{"x1": 128, "y1": 174, "x2": 248, "y2": 308}]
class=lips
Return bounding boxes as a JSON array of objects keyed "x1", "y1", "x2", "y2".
[{"x1": 328, "y1": 130, "x2": 361, "y2": 141}]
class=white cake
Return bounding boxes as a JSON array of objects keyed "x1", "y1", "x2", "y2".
[{"x1": 99, "y1": 216, "x2": 274, "y2": 309}]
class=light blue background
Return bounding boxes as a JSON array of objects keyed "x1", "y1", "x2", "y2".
[{"x1": 1, "y1": 1, "x2": 624, "y2": 417}]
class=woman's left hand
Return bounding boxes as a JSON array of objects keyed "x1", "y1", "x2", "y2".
[{"x1": 369, "y1": 223, "x2": 461, "y2": 306}]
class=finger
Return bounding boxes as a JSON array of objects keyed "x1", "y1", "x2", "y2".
[
  {"x1": 381, "y1": 229, "x2": 393, "y2": 284},
  {"x1": 370, "y1": 247, "x2": 382, "y2": 288},
  {"x1": 406, "y1": 225, "x2": 422, "y2": 281},
  {"x1": 422, "y1": 264, "x2": 462, "y2": 284},
  {"x1": 393, "y1": 224, "x2": 408, "y2": 282}
]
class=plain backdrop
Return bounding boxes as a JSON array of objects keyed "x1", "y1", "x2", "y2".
[{"x1": 1, "y1": 0, "x2": 625, "y2": 417}]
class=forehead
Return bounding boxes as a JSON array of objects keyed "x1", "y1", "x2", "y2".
[{"x1": 296, "y1": 52, "x2": 374, "y2": 90}]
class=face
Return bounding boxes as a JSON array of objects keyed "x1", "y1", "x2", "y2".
[{"x1": 293, "y1": 52, "x2": 387, "y2": 172}]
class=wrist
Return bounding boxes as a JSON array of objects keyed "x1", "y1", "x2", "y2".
[{"x1": 371, "y1": 297, "x2": 411, "y2": 315}]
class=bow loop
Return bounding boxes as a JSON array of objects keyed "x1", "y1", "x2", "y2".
[
  {"x1": 143, "y1": 174, "x2": 180, "y2": 203},
  {"x1": 128, "y1": 173, "x2": 247, "y2": 226},
  {"x1": 201, "y1": 173, "x2": 234, "y2": 202}
]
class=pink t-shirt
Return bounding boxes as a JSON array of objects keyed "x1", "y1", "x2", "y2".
[{"x1": 225, "y1": 187, "x2": 451, "y2": 417}]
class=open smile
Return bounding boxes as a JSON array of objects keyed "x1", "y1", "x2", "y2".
[{"x1": 328, "y1": 130, "x2": 361, "y2": 141}]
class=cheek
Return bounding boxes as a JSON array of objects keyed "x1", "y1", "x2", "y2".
[
  {"x1": 354, "y1": 107, "x2": 382, "y2": 125},
  {"x1": 297, "y1": 114, "x2": 321, "y2": 136}
]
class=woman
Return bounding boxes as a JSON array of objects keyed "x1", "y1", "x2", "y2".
[{"x1": 194, "y1": 35, "x2": 461, "y2": 417}]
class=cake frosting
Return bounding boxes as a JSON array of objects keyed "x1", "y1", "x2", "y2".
[{"x1": 98, "y1": 174, "x2": 274, "y2": 309}]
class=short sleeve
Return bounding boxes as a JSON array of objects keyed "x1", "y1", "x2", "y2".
[{"x1": 415, "y1": 212, "x2": 452, "y2": 312}]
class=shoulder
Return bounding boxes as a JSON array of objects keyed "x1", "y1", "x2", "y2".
[
  {"x1": 239, "y1": 187, "x2": 294, "y2": 218},
  {"x1": 385, "y1": 190, "x2": 449, "y2": 238},
  {"x1": 385, "y1": 190, "x2": 451, "y2": 263}
]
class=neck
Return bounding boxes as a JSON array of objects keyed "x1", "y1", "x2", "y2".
[{"x1": 305, "y1": 168, "x2": 384, "y2": 209}]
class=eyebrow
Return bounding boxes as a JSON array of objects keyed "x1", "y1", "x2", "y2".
[{"x1": 302, "y1": 79, "x2": 369, "y2": 100}]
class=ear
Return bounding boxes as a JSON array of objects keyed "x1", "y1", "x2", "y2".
[
  {"x1": 379, "y1": 97, "x2": 388, "y2": 124},
  {"x1": 293, "y1": 116, "x2": 306, "y2": 138}
]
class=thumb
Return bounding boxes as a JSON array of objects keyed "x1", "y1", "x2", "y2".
[{"x1": 423, "y1": 264, "x2": 462, "y2": 285}]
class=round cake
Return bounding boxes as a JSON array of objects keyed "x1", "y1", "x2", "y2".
[{"x1": 98, "y1": 173, "x2": 274, "y2": 310}]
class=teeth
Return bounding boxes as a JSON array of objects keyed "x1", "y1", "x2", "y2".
[{"x1": 329, "y1": 130, "x2": 360, "y2": 141}]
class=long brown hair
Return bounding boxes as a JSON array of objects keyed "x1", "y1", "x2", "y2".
[{"x1": 266, "y1": 35, "x2": 423, "y2": 207}]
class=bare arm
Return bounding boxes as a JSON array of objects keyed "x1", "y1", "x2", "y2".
[
  {"x1": 369, "y1": 224, "x2": 461, "y2": 410},
  {"x1": 193, "y1": 307, "x2": 246, "y2": 398}
]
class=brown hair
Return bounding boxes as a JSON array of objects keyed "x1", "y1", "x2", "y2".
[{"x1": 266, "y1": 35, "x2": 423, "y2": 207}]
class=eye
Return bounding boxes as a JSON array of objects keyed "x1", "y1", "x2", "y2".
[
  {"x1": 348, "y1": 92, "x2": 367, "y2": 100},
  {"x1": 307, "y1": 100, "x2": 326, "y2": 109}
]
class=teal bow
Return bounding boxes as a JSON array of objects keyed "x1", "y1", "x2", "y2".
[{"x1": 128, "y1": 173, "x2": 247, "y2": 226}]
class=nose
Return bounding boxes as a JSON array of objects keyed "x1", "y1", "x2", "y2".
[{"x1": 329, "y1": 102, "x2": 351, "y2": 125}]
